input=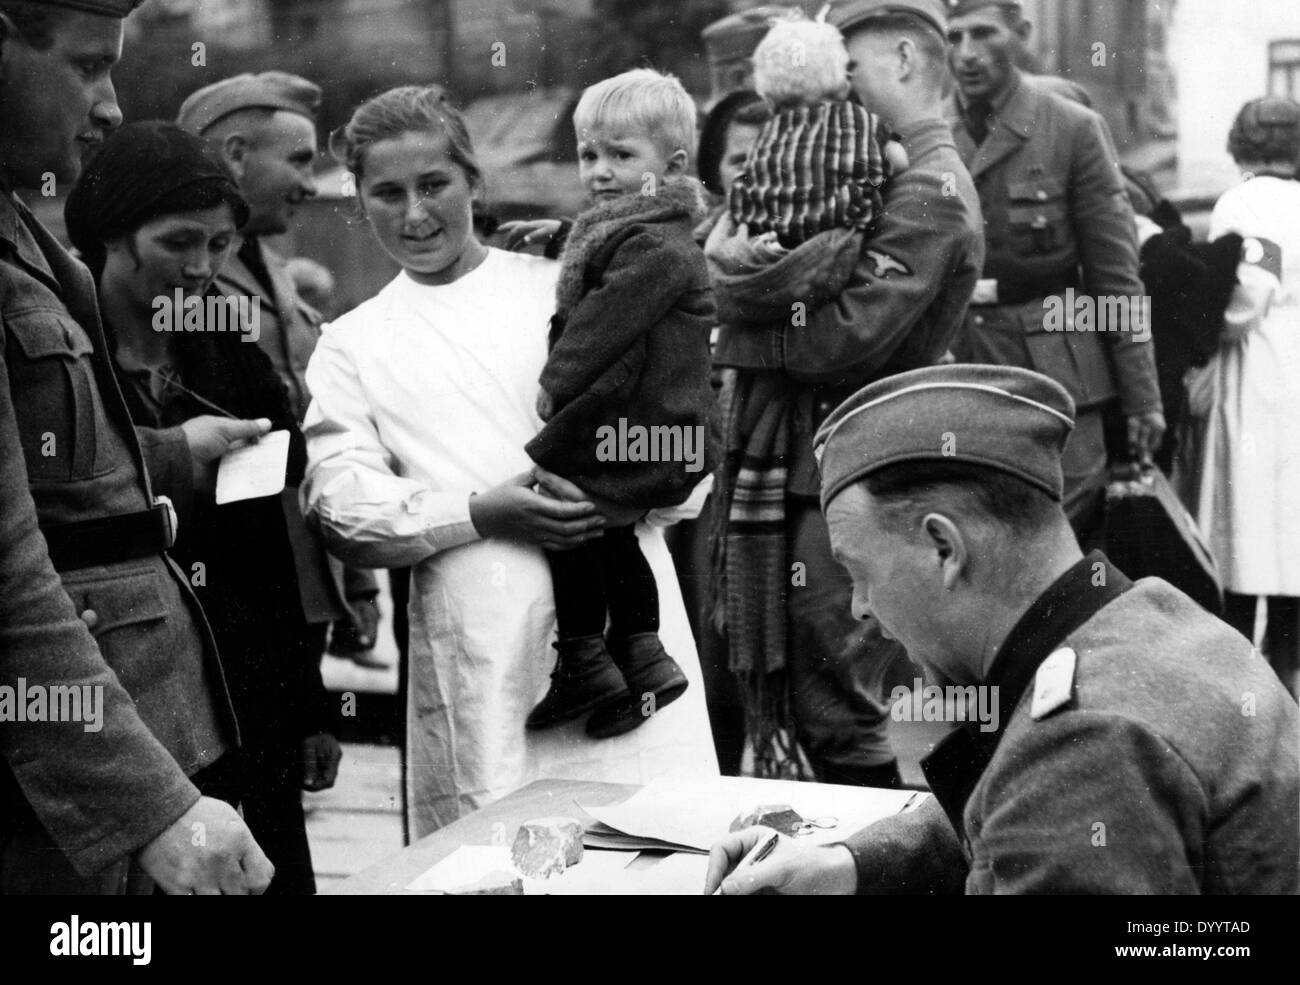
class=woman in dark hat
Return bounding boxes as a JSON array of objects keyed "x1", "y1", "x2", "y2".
[{"x1": 65, "y1": 121, "x2": 341, "y2": 893}]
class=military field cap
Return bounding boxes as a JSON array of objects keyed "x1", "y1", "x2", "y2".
[
  {"x1": 702, "y1": 5, "x2": 802, "y2": 63},
  {"x1": 13, "y1": 0, "x2": 144, "y2": 16},
  {"x1": 177, "y1": 71, "x2": 321, "y2": 136},
  {"x1": 830, "y1": 0, "x2": 949, "y2": 39},
  {"x1": 814, "y1": 364, "x2": 1076, "y2": 510},
  {"x1": 947, "y1": 0, "x2": 1022, "y2": 18}
]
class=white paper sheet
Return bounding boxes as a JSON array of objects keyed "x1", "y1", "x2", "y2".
[
  {"x1": 580, "y1": 774, "x2": 921, "y2": 852},
  {"x1": 405, "y1": 845, "x2": 713, "y2": 895},
  {"x1": 215, "y1": 429, "x2": 290, "y2": 504}
]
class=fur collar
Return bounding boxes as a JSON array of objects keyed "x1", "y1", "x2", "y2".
[{"x1": 556, "y1": 177, "x2": 708, "y2": 318}]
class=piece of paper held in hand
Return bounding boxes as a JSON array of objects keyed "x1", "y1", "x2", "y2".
[
  {"x1": 580, "y1": 775, "x2": 923, "y2": 853},
  {"x1": 404, "y1": 845, "x2": 707, "y2": 895},
  {"x1": 215, "y1": 429, "x2": 290, "y2": 505}
]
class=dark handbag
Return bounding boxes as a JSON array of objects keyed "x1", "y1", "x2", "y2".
[{"x1": 1103, "y1": 463, "x2": 1223, "y2": 614}]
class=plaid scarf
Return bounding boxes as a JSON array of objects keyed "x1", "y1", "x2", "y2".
[
  {"x1": 729, "y1": 100, "x2": 889, "y2": 248},
  {"x1": 709, "y1": 368, "x2": 809, "y2": 779}
]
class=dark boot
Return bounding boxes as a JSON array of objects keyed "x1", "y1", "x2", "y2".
[
  {"x1": 527, "y1": 635, "x2": 628, "y2": 730},
  {"x1": 586, "y1": 633, "x2": 689, "y2": 739}
]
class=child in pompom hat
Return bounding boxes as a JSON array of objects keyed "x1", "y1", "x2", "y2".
[{"x1": 728, "y1": 7, "x2": 908, "y2": 261}]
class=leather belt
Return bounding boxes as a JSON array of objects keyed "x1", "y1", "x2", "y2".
[
  {"x1": 970, "y1": 272, "x2": 1081, "y2": 307},
  {"x1": 43, "y1": 499, "x2": 177, "y2": 572}
]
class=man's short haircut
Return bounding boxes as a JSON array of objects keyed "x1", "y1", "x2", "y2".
[
  {"x1": 852, "y1": 11, "x2": 949, "y2": 80},
  {"x1": 0, "y1": 1, "x2": 67, "y2": 51},
  {"x1": 573, "y1": 68, "x2": 697, "y2": 160},
  {"x1": 862, "y1": 459, "x2": 1060, "y2": 537}
]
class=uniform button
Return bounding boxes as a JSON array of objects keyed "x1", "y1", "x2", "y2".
[
  {"x1": 973, "y1": 315, "x2": 985, "y2": 326},
  {"x1": 79, "y1": 609, "x2": 99, "y2": 630},
  {"x1": 1037, "y1": 189, "x2": 1048, "y2": 201},
  {"x1": 817, "y1": 400, "x2": 831, "y2": 414}
]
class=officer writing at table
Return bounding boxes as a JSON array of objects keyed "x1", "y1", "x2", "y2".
[
  {"x1": 943, "y1": 0, "x2": 1165, "y2": 546},
  {"x1": 705, "y1": 365, "x2": 1299, "y2": 894}
]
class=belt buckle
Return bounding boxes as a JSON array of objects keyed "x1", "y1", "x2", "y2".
[{"x1": 153, "y1": 496, "x2": 178, "y2": 550}]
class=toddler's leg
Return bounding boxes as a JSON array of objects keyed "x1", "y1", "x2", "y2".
[
  {"x1": 526, "y1": 544, "x2": 628, "y2": 730},
  {"x1": 586, "y1": 525, "x2": 690, "y2": 739}
]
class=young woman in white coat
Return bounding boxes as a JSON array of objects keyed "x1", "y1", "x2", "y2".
[
  {"x1": 1179, "y1": 96, "x2": 1300, "y2": 698},
  {"x1": 301, "y1": 86, "x2": 719, "y2": 837}
]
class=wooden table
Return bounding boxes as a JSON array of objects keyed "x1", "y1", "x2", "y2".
[{"x1": 327, "y1": 779, "x2": 638, "y2": 894}]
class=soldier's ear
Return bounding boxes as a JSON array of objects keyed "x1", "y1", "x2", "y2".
[
  {"x1": 221, "y1": 133, "x2": 249, "y2": 179},
  {"x1": 1014, "y1": 17, "x2": 1033, "y2": 44}
]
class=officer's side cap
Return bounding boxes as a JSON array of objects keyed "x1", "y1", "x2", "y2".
[
  {"x1": 11, "y1": 0, "x2": 144, "y2": 15},
  {"x1": 830, "y1": 0, "x2": 949, "y2": 40},
  {"x1": 813, "y1": 364, "x2": 1076, "y2": 511},
  {"x1": 177, "y1": 72, "x2": 322, "y2": 136},
  {"x1": 947, "y1": 0, "x2": 1023, "y2": 19}
]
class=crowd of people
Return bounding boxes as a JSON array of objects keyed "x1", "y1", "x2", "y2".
[{"x1": 0, "y1": 0, "x2": 1297, "y2": 896}]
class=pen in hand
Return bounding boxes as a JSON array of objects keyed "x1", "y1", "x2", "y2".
[{"x1": 712, "y1": 830, "x2": 782, "y2": 895}]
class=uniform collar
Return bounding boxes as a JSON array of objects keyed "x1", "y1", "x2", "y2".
[
  {"x1": 920, "y1": 550, "x2": 1133, "y2": 843},
  {"x1": 949, "y1": 69, "x2": 1037, "y2": 140},
  {"x1": 895, "y1": 117, "x2": 960, "y2": 158}
]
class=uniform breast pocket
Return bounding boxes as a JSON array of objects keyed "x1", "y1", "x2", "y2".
[
  {"x1": 1007, "y1": 178, "x2": 1068, "y2": 257},
  {"x1": 62, "y1": 564, "x2": 171, "y2": 697},
  {"x1": 3, "y1": 307, "x2": 113, "y2": 482}
]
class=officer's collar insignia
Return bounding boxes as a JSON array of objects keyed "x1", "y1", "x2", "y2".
[{"x1": 1030, "y1": 646, "x2": 1077, "y2": 720}]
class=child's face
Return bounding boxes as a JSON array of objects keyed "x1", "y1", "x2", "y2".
[{"x1": 577, "y1": 123, "x2": 686, "y2": 202}]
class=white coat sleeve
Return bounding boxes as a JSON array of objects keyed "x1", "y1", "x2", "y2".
[
  {"x1": 301, "y1": 327, "x2": 482, "y2": 568},
  {"x1": 1209, "y1": 193, "x2": 1279, "y2": 344}
]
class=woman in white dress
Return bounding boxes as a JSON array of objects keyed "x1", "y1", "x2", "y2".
[
  {"x1": 301, "y1": 86, "x2": 718, "y2": 837},
  {"x1": 1178, "y1": 96, "x2": 1300, "y2": 697}
]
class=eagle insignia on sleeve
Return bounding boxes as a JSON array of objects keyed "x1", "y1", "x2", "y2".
[{"x1": 865, "y1": 250, "x2": 913, "y2": 278}]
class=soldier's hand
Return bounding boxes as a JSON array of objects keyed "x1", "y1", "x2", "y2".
[
  {"x1": 180, "y1": 416, "x2": 272, "y2": 493},
  {"x1": 703, "y1": 828, "x2": 858, "y2": 895},
  {"x1": 301, "y1": 732, "x2": 342, "y2": 791},
  {"x1": 138, "y1": 796, "x2": 275, "y2": 895},
  {"x1": 1126, "y1": 411, "x2": 1166, "y2": 462}
]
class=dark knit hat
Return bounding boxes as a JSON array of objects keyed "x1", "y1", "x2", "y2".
[
  {"x1": 814, "y1": 364, "x2": 1076, "y2": 510},
  {"x1": 1228, "y1": 97, "x2": 1300, "y2": 165},
  {"x1": 65, "y1": 121, "x2": 247, "y2": 269}
]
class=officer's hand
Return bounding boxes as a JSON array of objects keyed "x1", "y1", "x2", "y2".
[
  {"x1": 301, "y1": 732, "x2": 342, "y2": 791},
  {"x1": 703, "y1": 828, "x2": 858, "y2": 895},
  {"x1": 1126, "y1": 411, "x2": 1166, "y2": 462},
  {"x1": 138, "y1": 796, "x2": 275, "y2": 895},
  {"x1": 499, "y1": 219, "x2": 563, "y2": 251},
  {"x1": 181, "y1": 416, "x2": 272, "y2": 494}
]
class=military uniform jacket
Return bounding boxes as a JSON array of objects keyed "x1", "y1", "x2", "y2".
[
  {"x1": 844, "y1": 552, "x2": 1300, "y2": 894},
  {"x1": 713, "y1": 117, "x2": 984, "y2": 495},
  {"x1": 946, "y1": 71, "x2": 1162, "y2": 416},
  {"x1": 215, "y1": 240, "x2": 373, "y2": 625},
  {"x1": 0, "y1": 190, "x2": 236, "y2": 876}
]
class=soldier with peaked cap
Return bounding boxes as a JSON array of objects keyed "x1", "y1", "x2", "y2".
[
  {"x1": 177, "y1": 73, "x2": 383, "y2": 675},
  {"x1": 0, "y1": 0, "x2": 273, "y2": 893},
  {"x1": 705, "y1": 364, "x2": 1300, "y2": 894},
  {"x1": 706, "y1": 0, "x2": 982, "y2": 789},
  {"x1": 942, "y1": 0, "x2": 1164, "y2": 549}
]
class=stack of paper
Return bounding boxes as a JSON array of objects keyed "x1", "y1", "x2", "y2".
[{"x1": 579, "y1": 774, "x2": 921, "y2": 853}]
